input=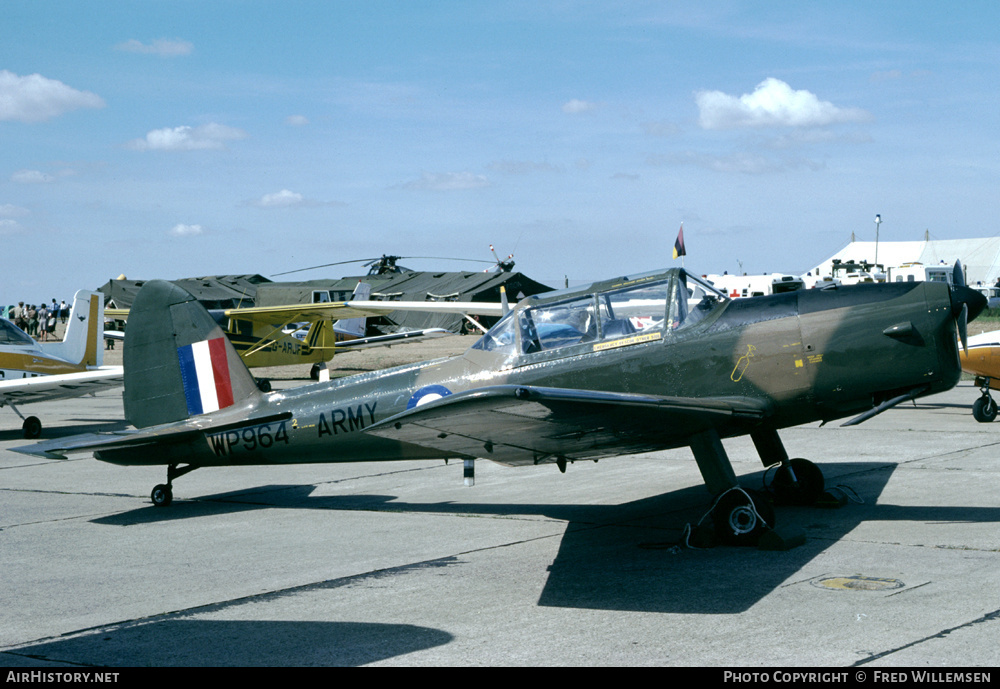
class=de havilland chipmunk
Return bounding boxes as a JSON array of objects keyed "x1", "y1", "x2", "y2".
[
  {"x1": 15, "y1": 263, "x2": 986, "y2": 544},
  {"x1": 0, "y1": 290, "x2": 123, "y2": 438}
]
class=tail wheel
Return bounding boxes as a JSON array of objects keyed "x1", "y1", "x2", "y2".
[
  {"x1": 973, "y1": 396, "x2": 998, "y2": 423},
  {"x1": 771, "y1": 458, "x2": 825, "y2": 506}
]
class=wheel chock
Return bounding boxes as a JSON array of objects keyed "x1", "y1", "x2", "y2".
[{"x1": 757, "y1": 526, "x2": 806, "y2": 551}]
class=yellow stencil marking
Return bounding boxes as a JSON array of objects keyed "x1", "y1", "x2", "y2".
[
  {"x1": 593, "y1": 331, "x2": 662, "y2": 352},
  {"x1": 731, "y1": 344, "x2": 756, "y2": 382}
]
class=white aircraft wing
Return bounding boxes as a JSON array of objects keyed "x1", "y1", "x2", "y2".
[
  {"x1": 331, "y1": 328, "x2": 452, "y2": 350},
  {"x1": 223, "y1": 300, "x2": 502, "y2": 324},
  {"x1": 0, "y1": 367, "x2": 124, "y2": 406}
]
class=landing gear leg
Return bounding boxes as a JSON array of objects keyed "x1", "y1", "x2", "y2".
[
  {"x1": 151, "y1": 464, "x2": 198, "y2": 507},
  {"x1": 752, "y1": 428, "x2": 824, "y2": 506},
  {"x1": 690, "y1": 429, "x2": 775, "y2": 545},
  {"x1": 973, "y1": 378, "x2": 998, "y2": 423}
]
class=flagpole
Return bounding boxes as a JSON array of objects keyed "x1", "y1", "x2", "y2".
[{"x1": 673, "y1": 222, "x2": 686, "y2": 268}]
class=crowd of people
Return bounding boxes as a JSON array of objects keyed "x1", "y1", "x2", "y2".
[{"x1": 7, "y1": 299, "x2": 68, "y2": 342}]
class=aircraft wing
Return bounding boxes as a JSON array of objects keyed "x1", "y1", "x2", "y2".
[
  {"x1": 0, "y1": 367, "x2": 124, "y2": 407},
  {"x1": 330, "y1": 328, "x2": 451, "y2": 350},
  {"x1": 223, "y1": 300, "x2": 503, "y2": 324},
  {"x1": 365, "y1": 385, "x2": 771, "y2": 466}
]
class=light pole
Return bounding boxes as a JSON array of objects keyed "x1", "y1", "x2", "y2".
[{"x1": 874, "y1": 214, "x2": 882, "y2": 273}]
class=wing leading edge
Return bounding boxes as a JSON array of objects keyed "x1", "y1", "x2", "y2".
[
  {"x1": 365, "y1": 385, "x2": 771, "y2": 466},
  {"x1": 0, "y1": 367, "x2": 123, "y2": 407}
]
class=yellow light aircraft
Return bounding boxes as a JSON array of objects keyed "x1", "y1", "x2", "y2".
[
  {"x1": 960, "y1": 329, "x2": 1000, "y2": 422},
  {"x1": 108, "y1": 282, "x2": 503, "y2": 385},
  {"x1": 0, "y1": 291, "x2": 123, "y2": 437}
]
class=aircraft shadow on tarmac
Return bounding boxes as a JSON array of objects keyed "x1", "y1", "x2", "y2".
[
  {"x1": 7, "y1": 619, "x2": 453, "y2": 667},
  {"x1": 88, "y1": 460, "x2": 1000, "y2": 615}
]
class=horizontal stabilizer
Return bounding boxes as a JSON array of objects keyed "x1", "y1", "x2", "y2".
[{"x1": 13, "y1": 411, "x2": 292, "y2": 461}]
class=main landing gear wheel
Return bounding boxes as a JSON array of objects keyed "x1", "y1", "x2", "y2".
[
  {"x1": 21, "y1": 416, "x2": 41, "y2": 439},
  {"x1": 310, "y1": 364, "x2": 322, "y2": 381},
  {"x1": 256, "y1": 378, "x2": 272, "y2": 393},
  {"x1": 151, "y1": 483, "x2": 173, "y2": 507},
  {"x1": 712, "y1": 488, "x2": 774, "y2": 546},
  {"x1": 771, "y1": 457, "x2": 825, "y2": 506},
  {"x1": 973, "y1": 396, "x2": 998, "y2": 423}
]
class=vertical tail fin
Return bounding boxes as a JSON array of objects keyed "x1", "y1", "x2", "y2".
[
  {"x1": 38, "y1": 290, "x2": 103, "y2": 367},
  {"x1": 333, "y1": 281, "x2": 370, "y2": 338},
  {"x1": 123, "y1": 280, "x2": 261, "y2": 428}
]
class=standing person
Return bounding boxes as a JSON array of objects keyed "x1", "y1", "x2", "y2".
[
  {"x1": 27, "y1": 304, "x2": 38, "y2": 338},
  {"x1": 59, "y1": 299, "x2": 67, "y2": 324},
  {"x1": 49, "y1": 299, "x2": 58, "y2": 339},
  {"x1": 37, "y1": 304, "x2": 49, "y2": 341},
  {"x1": 47, "y1": 300, "x2": 58, "y2": 340},
  {"x1": 13, "y1": 302, "x2": 25, "y2": 330}
]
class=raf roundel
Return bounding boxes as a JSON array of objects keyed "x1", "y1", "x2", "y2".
[{"x1": 406, "y1": 385, "x2": 453, "y2": 410}]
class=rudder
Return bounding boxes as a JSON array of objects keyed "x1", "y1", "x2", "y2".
[
  {"x1": 123, "y1": 280, "x2": 261, "y2": 428},
  {"x1": 39, "y1": 290, "x2": 103, "y2": 367}
]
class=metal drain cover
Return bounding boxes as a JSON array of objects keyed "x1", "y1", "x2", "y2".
[{"x1": 811, "y1": 575, "x2": 905, "y2": 591}]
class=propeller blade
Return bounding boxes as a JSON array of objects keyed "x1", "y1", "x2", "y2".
[
  {"x1": 953, "y1": 260, "x2": 966, "y2": 288},
  {"x1": 958, "y1": 302, "x2": 969, "y2": 355},
  {"x1": 500, "y1": 286, "x2": 509, "y2": 317}
]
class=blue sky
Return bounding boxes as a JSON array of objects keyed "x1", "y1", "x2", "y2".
[{"x1": 2, "y1": 1, "x2": 999, "y2": 299}]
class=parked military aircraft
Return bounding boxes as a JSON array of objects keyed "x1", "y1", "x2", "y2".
[
  {"x1": 959, "y1": 329, "x2": 1000, "y2": 422},
  {"x1": 0, "y1": 291, "x2": 123, "y2": 438},
  {"x1": 16, "y1": 265, "x2": 985, "y2": 545}
]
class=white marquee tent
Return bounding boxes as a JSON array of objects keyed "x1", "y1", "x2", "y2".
[{"x1": 807, "y1": 237, "x2": 1000, "y2": 286}]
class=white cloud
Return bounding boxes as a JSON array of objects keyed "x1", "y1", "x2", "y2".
[
  {"x1": 255, "y1": 189, "x2": 305, "y2": 207},
  {"x1": 169, "y1": 223, "x2": 203, "y2": 237},
  {"x1": 116, "y1": 39, "x2": 193, "y2": 57},
  {"x1": 397, "y1": 171, "x2": 490, "y2": 191},
  {"x1": 11, "y1": 170, "x2": 54, "y2": 184},
  {"x1": 0, "y1": 204, "x2": 30, "y2": 217},
  {"x1": 127, "y1": 123, "x2": 248, "y2": 151},
  {"x1": 0, "y1": 219, "x2": 22, "y2": 234},
  {"x1": 285, "y1": 115, "x2": 309, "y2": 126},
  {"x1": 562, "y1": 99, "x2": 599, "y2": 114},
  {"x1": 0, "y1": 70, "x2": 105, "y2": 123},
  {"x1": 696, "y1": 78, "x2": 870, "y2": 130}
]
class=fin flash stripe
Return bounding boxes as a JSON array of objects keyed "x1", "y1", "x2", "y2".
[{"x1": 178, "y1": 338, "x2": 234, "y2": 415}]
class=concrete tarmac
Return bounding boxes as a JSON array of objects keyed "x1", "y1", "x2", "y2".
[{"x1": 2, "y1": 338, "x2": 999, "y2": 667}]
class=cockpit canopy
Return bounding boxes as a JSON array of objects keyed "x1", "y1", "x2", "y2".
[
  {"x1": 471, "y1": 269, "x2": 727, "y2": 358},
  {"x1": 0, "y1": 319, "x2": 36, "y2": 346}
]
